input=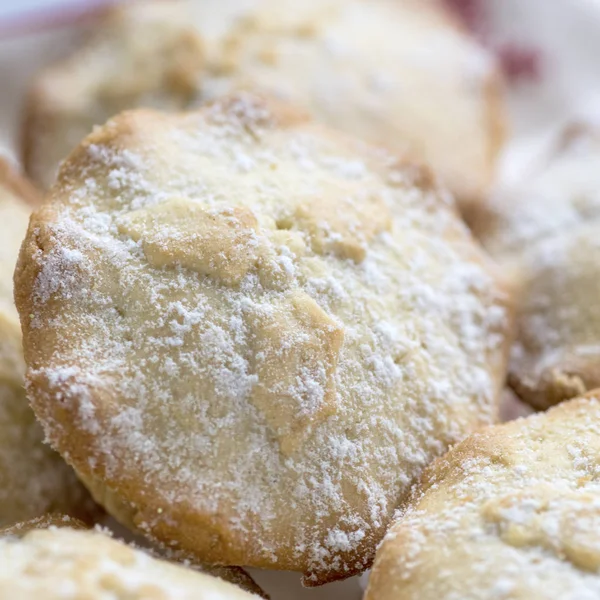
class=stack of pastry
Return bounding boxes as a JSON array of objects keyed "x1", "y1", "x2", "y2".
[{"x1": 0, "y1": 1, "x2": 597, "y2": 599}]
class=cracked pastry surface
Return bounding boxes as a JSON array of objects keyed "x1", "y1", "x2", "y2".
[
  {"x1": 23, "y1": 0, "x2": 504, "y2": 213},
  {"x1": 0, "y1": 514, "x2": 266, "y2": 597},
  {"x1": 366, "y1": 392, "x2": 600, "y2": 600},
  {"x1": 472, "y1": 124, "x2": 600, "y2": 409},
  {"x1": 0, "y1": 526, "x2": 261, "y2": 599},
  {"x1": 0, "y1": 159, "x2": 97, "y2": 526},
  {"x1": 14, "y1": 93, "x2": 510, "y2": 584}
]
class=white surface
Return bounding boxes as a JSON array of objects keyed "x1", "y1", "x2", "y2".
[
  {"x1": 488, "y1": 0, "x2": 600, "y2": 184},
  {"x1": 1, "y1": 1, "x2": 600, "y2": 598}
]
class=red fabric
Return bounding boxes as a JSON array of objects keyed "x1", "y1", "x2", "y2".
[
  {"x1": 444, "y1": 0, "x2": 488, "y2": 34},
  {"x1": 443, "y1": 0, "x2": 542, "y2": 82}
]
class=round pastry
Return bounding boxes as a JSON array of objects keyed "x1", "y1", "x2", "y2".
[
  {"x1": 0, "y1": 160, "x2": 98, "y2": 526},
  {"x1": 22, "y1": 0, "x2": 205, "y2": 190},
  {"x1": 24, "y1": 0, "x2": 504, "y2": 214},
  {"x1": 509, "y1": 226, "x2": 600, "y2": 410},
  {"x1": 0, "y1": 514, "x2": 266, "y2": 597},
  {"x1": 366, "y1": 392, "x2": 600, "y2": 600},
  {"x1": 0, "y1": 526, "x2": 261, "y2": 599},
  {"x1": 14, "y1": 93, "x2": 511, "y2": 584},
  {"x1": 472, "y1": 124, "x2": 600, "y2": 409},
  {"x1": 0, "y1": 155, "x2": 260, "y2": 597}
]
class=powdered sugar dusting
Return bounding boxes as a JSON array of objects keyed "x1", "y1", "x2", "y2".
[
  {"x1": 0, "y1": 174, "x2": 98, "y2": 526},
  {"x1": 368, "y1": 398, "x2": 600, "y2": 600},
  {"x1": 20, "y1": 93, "x2": 509, "y2": 581},
  {"x1": 0, "y1": 527, "x2": 259, "y2": 599},
  {"x1": 28, "y1": 0, "x2": 500, "y2": 211}
]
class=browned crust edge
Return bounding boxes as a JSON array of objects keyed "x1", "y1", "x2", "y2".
[
  {"x1": 15, "y1": 93, "x2": 512, "y2": 587},
  {"x1": 366, "y1": 392, "x2": 600, "y2": 598}
]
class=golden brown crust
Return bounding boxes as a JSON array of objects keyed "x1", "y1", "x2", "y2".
[
  {"x1": 0, "y1": 309, "x2": 101, "y2": 527},
  {"x1": 509, "y1": 224, "x2": 600, "y2": 410},
  {"x1": 15, "y1": 112, "x2": 381, "y2": 580},
  {"x1": 367, "y1": 393, "x2": 600, "y2": 600},
  {"x1": 0, "y1": 511, "x2": 267, "y2": 597},
  {"x1": 76, "y1": 472, "x2": 268, "y2": 598},
  {"x1": 510, "y1": 357, "x2": 600, "y2": 411},
  {"x1": 15, "y1": 92, "x2": 511, "y2": 584},
  {"x1": 0, "y1": 162, "x2": 100, "y2": 527}
]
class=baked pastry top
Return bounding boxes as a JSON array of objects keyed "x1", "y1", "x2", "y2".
[
  {"x1": 0, "y1": 513, "x2": 266, "y2": 597},
  {"x1": 24, "y1": 0, "x2": 504, "y2": 213},
  {"x1": 0, "y1": 526, "x2": 261, "y2": 599},
  {"x1": 15, "y1": 92, "x2": 511, "y2": 583},
  {"x1": 366, "y1": 392, "x2": 600, "y2": 600}
]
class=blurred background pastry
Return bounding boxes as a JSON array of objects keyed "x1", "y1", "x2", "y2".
[
  {"x1": 473, "y1": 124, "x2": 600, "y2": 409},
  {"x1": 23, "y1": 0, "x2": 505, "y2": 216}
]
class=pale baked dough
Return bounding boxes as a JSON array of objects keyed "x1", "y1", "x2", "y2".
[
  {"x1": 472, "y1": 124, "x2": 600, "y2": 409},
  {"x1": 366, "y1": 392, "x2": 600, "y2": 600},
  {"x1": 0, "y1": 527, "x2": 260, "y2": 599},
  {"x1": 0, "y1": 158, "x2": 259, "y2": 593},
  {"x1": 15, "y1": 93, "x2": 511, "y2": 584},
  {"x1": 0, "y1": 160, "x2": 98, "y2": 526},
  {"x1": 23, "y1": 0, "x2": 504, "y2": 213},
  {"x1": 509, "y1": 225, "x2": 600, "y2": 409},
  {"x1": 0, "y1": 514, "x2": 266, "y2": 597},
  {"x1": 23, "y1": 0, "x2": 205, "y2": 190}
]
